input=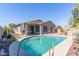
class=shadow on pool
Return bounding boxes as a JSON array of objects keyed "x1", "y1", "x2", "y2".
[
  {"x1": 9, "y1": 40, "x2": 41, "y2": 56},
  {"x1": 18, "y1": 41, "x2": 42, "y2": 56}
]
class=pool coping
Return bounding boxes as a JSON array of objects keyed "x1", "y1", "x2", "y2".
[{"x1": 18, "y1": 34, "x2": 68, "y2": 41}]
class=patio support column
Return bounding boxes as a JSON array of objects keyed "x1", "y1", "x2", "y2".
[
  {"x1": 25, "y1": 24, "x2": 28, "y2": 36},
  {"x1": 34, "y1": 26, "x2": 36, "y2": 34},
  {"x1": 40, "y1": 25, "x2": 42, "y2": 35}
]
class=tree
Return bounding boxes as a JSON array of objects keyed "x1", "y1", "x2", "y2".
[
  {"x1": 8, "y1": 23, "x2": 15, "y2": 33},
  {"x1": 69, "y1": 4, "x2": 79, "y2": 28},
  {"x1": 4, "y1": 23, "x2": 16, "y2": 33}
]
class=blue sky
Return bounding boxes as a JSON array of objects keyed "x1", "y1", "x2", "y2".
[{"x1": 0, "y1": 3, "x2": 74, "y2": 27}]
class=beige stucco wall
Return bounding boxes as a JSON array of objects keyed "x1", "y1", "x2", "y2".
[{"x1": 13, "y1": 26, "x2": 22, "y2": 35}]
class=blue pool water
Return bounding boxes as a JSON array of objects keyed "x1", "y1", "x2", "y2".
[{"x1": 18, "y1": 36, "x2": 65, "y2": 56}]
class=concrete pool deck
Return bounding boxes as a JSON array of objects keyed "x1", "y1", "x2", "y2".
[{"x1": 66, "y1": 42, "x2": 79, "y2": 56}]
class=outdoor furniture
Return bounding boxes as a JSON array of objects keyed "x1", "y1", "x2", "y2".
[{"x1": 0, "y1": 49, "x2": 8, "y2": 56}]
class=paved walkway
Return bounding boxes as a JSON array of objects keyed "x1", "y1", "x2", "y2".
[{"x1": 66, "y1": 42, "x2": 79, "y2": 56}]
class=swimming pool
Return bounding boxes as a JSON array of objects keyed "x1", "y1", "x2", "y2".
[{"x1": 18, "y1": 36, "x2": 66, "y2": 56}]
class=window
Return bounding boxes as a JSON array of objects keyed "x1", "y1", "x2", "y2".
[
  {"x1": 43, "y1": 26, "x2": 48, "y2": 32},
  {"x1": 35, "y1": 26, "x2": 39, "y2": 32}
]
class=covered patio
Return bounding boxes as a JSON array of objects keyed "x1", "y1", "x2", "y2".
[{"x1": 24, "y1": 22, "x2": 42, "y2": 35}]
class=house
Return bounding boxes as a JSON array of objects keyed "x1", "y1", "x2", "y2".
[{"x1": 13, "y1": 20, "x2": 56, "y2": 36}]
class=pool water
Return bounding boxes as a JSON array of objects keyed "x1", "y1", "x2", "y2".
[{"x1": 18, "y1": 36, "x2": 65, "y2": 56}]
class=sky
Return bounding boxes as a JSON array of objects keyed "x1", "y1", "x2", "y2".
[{"x1": 0, "y1": 3, "x2": 74, "y2": 27}]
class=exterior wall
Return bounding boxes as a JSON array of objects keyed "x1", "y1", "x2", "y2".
[
  {"x1": 13, "y1": 23, "x2": 28, "y2": 35},
  {"x1": 20, "y1": 23, "x2": 25, "y2": 31},
  {"x1": 41, "y1": 21, "x2": 56, "y2": 34},
  {"x1": 13, "y1": 26, "x2": 22, "y2": 35}
]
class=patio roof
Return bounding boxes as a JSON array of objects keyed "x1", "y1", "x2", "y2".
[
  {"x1": 26, "y1": 20, "x2": 43, "y2": 25},
  {"x1": 14, "y1": 19, "x2": 56, "y2": 27}
]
